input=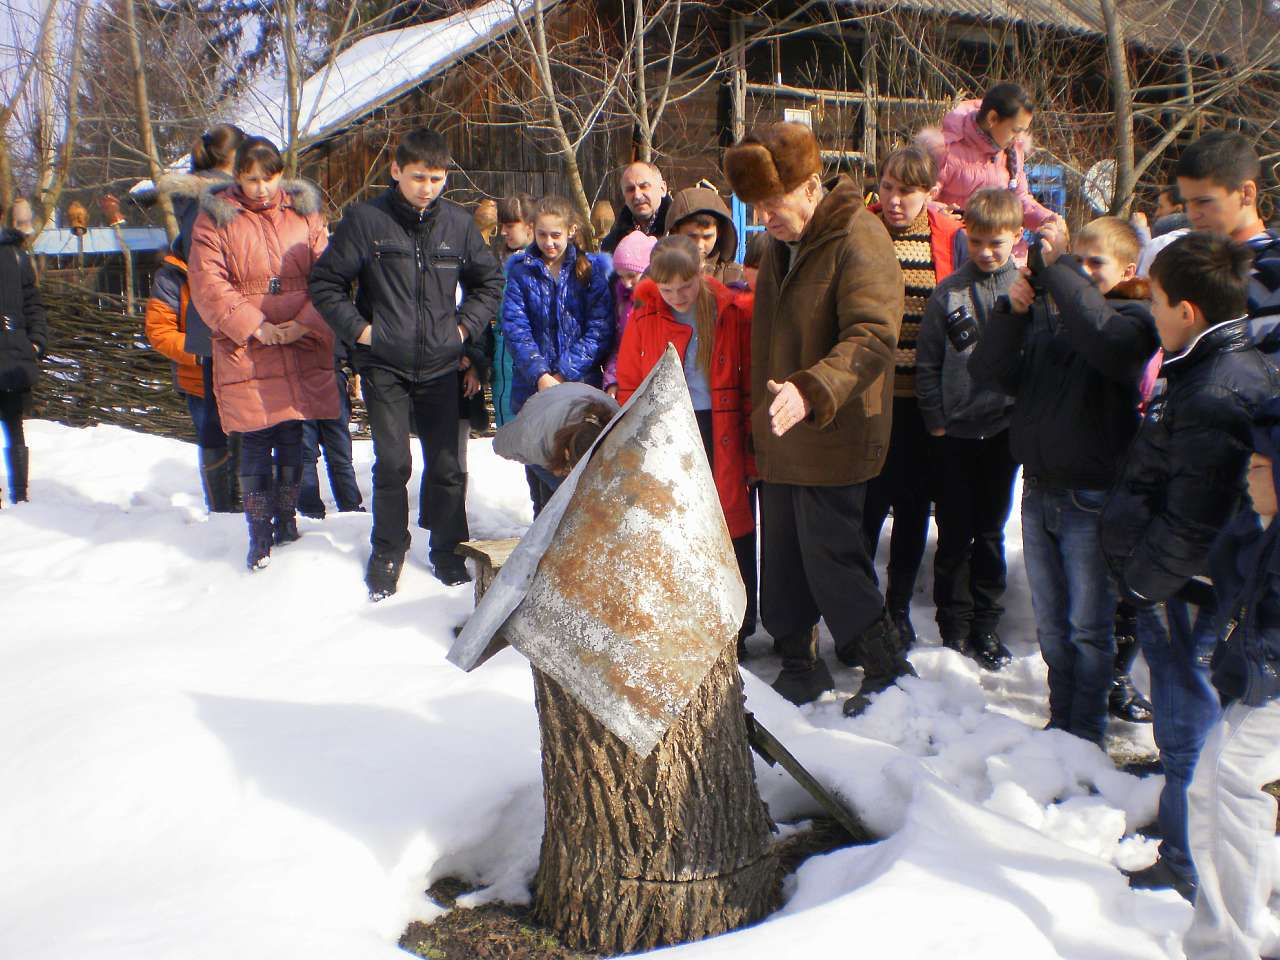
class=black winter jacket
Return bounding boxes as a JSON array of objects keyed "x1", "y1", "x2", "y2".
[
  {"x1": 1101, "y1": 317, "x2": 1280, "y2": 603},
  {"x1": 308, "y1": 188, "x2": 503, "y2": 383},
  {"x1": 1208, "y1": 510, "x2": 1280, "y2": 708},
  {"x1": 0, "y1": 229, "x2": 47, "y2": 393},
  {"x1": 600, "y1": 194, "x2": 672, "y2": 253},
  {"x1": 969, "y1": 260, "x2": 1159, "y2": 490}
]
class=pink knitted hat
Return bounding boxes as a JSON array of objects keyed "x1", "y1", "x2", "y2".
[{"x1": 612, "y1": 230, "x2": 658, "y2": 275}]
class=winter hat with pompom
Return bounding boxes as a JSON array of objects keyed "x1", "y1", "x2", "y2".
[{"x1": 612, "y1": 230, "x2": 658, "y2": 275}]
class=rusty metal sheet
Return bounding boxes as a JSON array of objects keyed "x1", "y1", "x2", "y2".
[{"x1": 447, "y1": 346, "x2": 745, "y2": 754}]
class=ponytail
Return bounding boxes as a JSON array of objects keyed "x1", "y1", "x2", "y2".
[{"x1": 191, "y1": 123, "x2": 246, "y2": 173}]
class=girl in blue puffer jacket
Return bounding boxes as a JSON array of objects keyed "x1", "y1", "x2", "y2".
[{"x1": 502, "y1": 195, "x2": 614, "y2": 420}]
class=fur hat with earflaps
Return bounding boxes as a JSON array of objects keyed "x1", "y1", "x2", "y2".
[{"x1": 724, "y1": 123, "x2": 822, "y2": 204}]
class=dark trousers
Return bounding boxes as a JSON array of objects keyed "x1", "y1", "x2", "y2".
[
  {"x1": 932, "y1": 432, "x2": 1018, "y2": 640},
  {"x1": 863, "y1": 396, "x2": 933, "y2": 612},
  {"x1": 198, "y1": 358, "x2": 229, "y2": 449},
  {"x1": 694, "y1": 410, "x2": 758, "y2": 636},
  {"x1": 760, "y1": 480, "x2": 883, "y2": 650},
  {"x1": 185, "y1": 392, "x2": 211, "y2": 441},
  {"x1": 240, "y1": 420, "x2": 303, "y2": 477},
  {"x1": 526, "y1": 466, "x2": 554, "y2": 517},
  {"x1": 300, "y1": 368, "x2": 362, "y2": 516},
  {"x1": 0, "y1": 389, "x2": 26, "y2": 447},
  {"x1": 363, "y1": 367, "x2": 466, "y2": 562}
]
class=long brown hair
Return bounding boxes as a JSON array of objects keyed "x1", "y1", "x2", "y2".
[
  {"x1": 647, "y1": 235, "x2": 716, "y2": 377},
  {"x1": 534, "y1": 195, "x2": 593, "y2": 285},
  {"x1": 547, "y1": 401, "x2": 614, "y2": 475}
]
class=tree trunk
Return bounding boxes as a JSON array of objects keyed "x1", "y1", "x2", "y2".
[
  {"x1": 527, "y1": 0, "x2": 594, "y2": 233},
  {"x1": 282, "y1": 0, "x2": 303, "y2": 178},
  {"x1": 531, "y1": 645, "x2": 781, "y2": 956},
  {"x1": 35, "y1": 0, "x2": 88, "y2": 245},
  {"x1": 1100, "y1": 0, "x2": 1135, "y2": 216},
  {"x1": 123, "y1": 0, "x2": 179, "y2": 242}
]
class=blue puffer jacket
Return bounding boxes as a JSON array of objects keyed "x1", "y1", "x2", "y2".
[{"x1": 501, "y1": 243, "x2": 615, "y2": 412}]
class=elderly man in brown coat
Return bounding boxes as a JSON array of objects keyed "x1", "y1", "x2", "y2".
[{"x1": 724, "y1": 122, "x2": 915, "y2": 714}]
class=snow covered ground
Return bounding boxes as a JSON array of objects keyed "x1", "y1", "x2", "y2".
[{"x1": 0, "y1": 420, "x2": 1264, "y2": 959}]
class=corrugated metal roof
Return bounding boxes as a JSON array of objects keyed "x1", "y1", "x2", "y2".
[
  {"x1": 32, "y1": 227, "x2": 170, "y2": 256},
  {"x1": 856, "y1": 0, "x2": 1279, "y2": 61}
]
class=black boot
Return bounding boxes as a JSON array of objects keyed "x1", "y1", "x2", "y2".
[
  {"x1": 1110, "y1": 629, "x2": 1154, "y2": 722},
  {"x1": 771, "y1": 627, "x2": 834, "y2": 705},
  {"x1": 843, "y1": 610, "x2": 917, "y2": 716},
  {"x1": 432, "y1": 553, "x2": 471, "y2": 586},
  {"x1": 7, "y1": 444, "x2": 29, "y2": 502},
  {"x1": 241, "y1": 475, "x2": 274, "y2": 571},
  {"x1": 889, "y1": 606, "x2": 917, "y2": 650},
  {"x1": 199, "y1": 446, "x2": 236, "y2": 513},
  {"x1": 273, "y1": 465, "x2": 303, "y2": 546},
  {"x1": 969, "y1": 631, "x2": 1013, "y2": 671},
  {"x1": 366, "y1": 551, "x2": 406, "y2": 602},
  {"x1": 226, "y1": 433, "x2": 244, "y2": 511}
]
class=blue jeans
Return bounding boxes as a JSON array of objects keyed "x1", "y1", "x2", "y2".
[
  {"x1": 1137, "y1": 597, "x2": 1221, "y2": 889},
  {"x1": 1022, "y1": 485, "x2": 1118, "y2": 744},
  {"x1": 300, "y1": 368, "x2": 361, "y2": 516}
]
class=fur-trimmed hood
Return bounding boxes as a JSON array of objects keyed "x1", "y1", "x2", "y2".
[
  {"x1": 198, "y1": 178, "x2": 323, "y2": 228},
  {"x1": 1106, "y1": 277, "x2": 1151, "y2": 302},
  {"x1": 156, "y1": 170, "x2": 231, "y2": 202}
]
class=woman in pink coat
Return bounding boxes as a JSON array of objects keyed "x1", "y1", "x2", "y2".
[
  {"x1": 917, "y1": 82, "x2": 1057, "y2": 235},
  {"x1": 189, "y1": 136, "x2": 340, "y2": 570}
]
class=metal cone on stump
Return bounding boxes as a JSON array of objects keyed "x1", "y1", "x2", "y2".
[{"x1": 450, "y1": 348, "x2": 781, "y2": 954}]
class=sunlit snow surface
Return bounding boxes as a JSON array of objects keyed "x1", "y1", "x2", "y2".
[{"x1": 4, "y1": 420, "x2": 1275, "y2": 959}]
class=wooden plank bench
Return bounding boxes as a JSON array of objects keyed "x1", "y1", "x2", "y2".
[{"x1": 456, "y1": 537, "x2": 521, "y2": 606}]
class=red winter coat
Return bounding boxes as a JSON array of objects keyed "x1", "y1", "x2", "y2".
[
  {"x1": 188, "y1": 180, "x2": 339, "y2": 433},
  {"x1": 616, "y1": 277, "x2": 755, "y2": 537}
]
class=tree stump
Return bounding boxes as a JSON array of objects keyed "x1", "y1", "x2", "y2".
[{"x1": 531, "y1": 646, "x2": 781, "y2": 955}]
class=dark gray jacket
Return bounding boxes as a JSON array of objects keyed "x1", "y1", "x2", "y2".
[{"x1": 916, "y1": 259, "x2": 1017, "y2": 438}]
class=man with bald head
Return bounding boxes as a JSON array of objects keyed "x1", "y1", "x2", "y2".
[{"x1": 601, "y1": 161, "x2": 672, "y2": 253}]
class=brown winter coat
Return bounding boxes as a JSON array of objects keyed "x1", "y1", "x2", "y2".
[
  {"x1": 750, "y1": 176, "x2": 904, "y2": 485},
  {"x1": 664, "y1": 186, "x2": 745, "y2": 286},
  {"x1": 188, "y1": 180, "x2": 339, "y2": 433}
]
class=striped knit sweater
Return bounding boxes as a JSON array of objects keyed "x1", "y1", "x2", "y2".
[{"x1": 883, "y1": 208, "x2": 937, "y2": 398}]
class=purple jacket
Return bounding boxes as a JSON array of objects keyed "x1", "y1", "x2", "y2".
[{"x1": 920, "y1": 100, "x2": 1054, "y2": 232}]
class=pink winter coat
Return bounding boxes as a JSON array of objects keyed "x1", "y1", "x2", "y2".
[
  {"x1": 919, "y1": 100, "x2": 1055, "y2": 232},
  {"x1": 188, "y1": 180, "x2": 340, "y2": 433}
]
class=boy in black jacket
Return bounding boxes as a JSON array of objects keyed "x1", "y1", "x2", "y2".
[
  {"x1": 309, "y1": 129, "x2": 504, "y2": 600},
  {"x1": 970, "y1": 216, "x2": 1159, "y2": 746},
  {"x1": 1174, "y1": 132, "x2": 1280, "y2": 350},
  {"x1": 1100, "y1": 233, "x2": 1280, "y2": 900}
]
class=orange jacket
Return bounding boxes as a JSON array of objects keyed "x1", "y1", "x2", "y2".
[{"x1": 144, "y1": 254, "x2": 204, "y2": 397}]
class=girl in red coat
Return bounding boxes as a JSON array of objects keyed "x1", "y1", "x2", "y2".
[
  {"x1": 615, "y1": 235, "x2": 757, "y2": 651},
  {"x1": 189, "y1": 137, "x2": 339, "y2": 570}
]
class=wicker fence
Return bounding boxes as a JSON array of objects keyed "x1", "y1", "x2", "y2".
[{"x1": 33, "y1": 278, "x2": 197, "y2": 441}]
